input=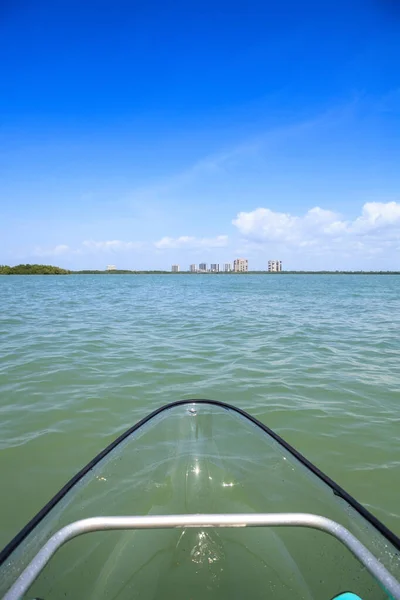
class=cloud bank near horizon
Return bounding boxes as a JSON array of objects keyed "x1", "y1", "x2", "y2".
[
  {"x1": 23, "y1": 201, "x2": 400, "y2": 270},
  {"x1": 232, "y1": 201, "x2": 400, "y2": 259}
]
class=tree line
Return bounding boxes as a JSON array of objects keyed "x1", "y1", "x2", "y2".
[{"x1": 0, "y1": 264, "x2": 70, "y2": 275}]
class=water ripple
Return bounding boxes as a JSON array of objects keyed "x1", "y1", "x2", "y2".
[{"x1": 0, "y1": 274, "x2": 399, "y2": 545}]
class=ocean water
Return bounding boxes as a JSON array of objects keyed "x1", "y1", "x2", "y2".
[{"x1": 0, "y1": 274, "x2": 399, "y2": 551}]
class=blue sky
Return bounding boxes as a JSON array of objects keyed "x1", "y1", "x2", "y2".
[{"x1": 1, "y1": 0, "x2": 400, "y2": 270}]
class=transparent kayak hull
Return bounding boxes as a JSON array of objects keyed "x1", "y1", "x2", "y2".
[{"x1": 0, "y1": 400, "x2": 399, "y2": 600}]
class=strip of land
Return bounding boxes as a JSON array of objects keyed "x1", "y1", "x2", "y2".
[{"x1": 1, "y1": 264, "x2": 400, "y2": 275}]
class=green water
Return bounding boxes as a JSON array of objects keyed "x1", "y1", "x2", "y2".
[
  {"x1": 2, "y1": 403, "x2": 398, "y2": 600},
  {"x1": 0, "y1": 274, "x2": 399, "y2": 551}
]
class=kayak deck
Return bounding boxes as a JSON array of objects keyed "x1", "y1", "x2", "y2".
[
  {"x1": 4, "y1": 513, "x2": 400, "y2": 600},
  {"x1": 1, "y1": 401, "x2": 399, "y2": 599}
]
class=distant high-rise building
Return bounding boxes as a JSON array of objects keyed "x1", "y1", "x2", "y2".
[
  {"x1": 190, "y1": 264, "x2": 196, "y2": 272},
  {"x1": 233, "y1": 258, "x2": 248, "y2": 272},
  {"x1": 268, "y1": 260, "x2": 282, "y2": 272},
  {"x1": 199, "y1": 263, "x2": 207, "y2": 272},
  {"x1": 106, "y1": 265, "x2": 116, "y2": 271},
  {"x1": 171, "y1": 264, "x2": 180, "y2": 273},
  {"x1": 210, "y1": 263, "x2": 219, "y2": 272},
  {"x1": 224, "y1": 263, "x2": 232, "y2": 272}
]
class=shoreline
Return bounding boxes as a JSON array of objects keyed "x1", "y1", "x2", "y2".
[{"x1": 1, "y1": 270, "x2": 400, "y2": 276}]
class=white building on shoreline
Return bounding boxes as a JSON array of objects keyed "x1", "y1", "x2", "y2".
[
  {"x1": 268, "y1": 260, "x2": 282, "y2": 272},
  {"x1": 233, "y1": 258, "x2": 248, "y2": 272}
]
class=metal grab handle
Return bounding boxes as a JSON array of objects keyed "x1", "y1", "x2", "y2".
[{"x1": 4, "y1": 513, "x2": 400, "y2": 600}]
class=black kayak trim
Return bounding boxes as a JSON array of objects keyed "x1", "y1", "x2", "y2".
[{"x1": 1, "y1": 399, "x2": 399, "y2": 566}]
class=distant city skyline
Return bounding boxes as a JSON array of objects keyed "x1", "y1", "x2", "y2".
[
  {"x1": 1, "y1": 1, "x2": 400, "y2": 271},
  {"x1": 170, "y1": 258, "x2": 253, "y2": 273}
]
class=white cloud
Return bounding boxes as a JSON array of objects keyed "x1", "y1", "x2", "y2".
[
  {"x1": 33, "y1": 244, "x2": 72, "y2": 257},
  {"x1": 53, "y1": 244, "x2": 70, "y2": 254},
  {"x1": 33, "y1": 240, "x2": 145, "y2": 258},
  {"x1": 351, "y1": 202, "x2": 400, "y2": 234},
  {"x1": 154, "y1": 235, "x2": 228, "y2": 250},
  {"x1": 232, "y1": 206, "x2": 344, "y2": 245},
  {"x1": 82, "y1": 240, "x2": 144, "y2": 252},
  {"x1": 32, "y1": 236, "x2": 229, "y2": 259},
  {"x1": 232, "y1": 202, "x2": 400, "y2": 262}
]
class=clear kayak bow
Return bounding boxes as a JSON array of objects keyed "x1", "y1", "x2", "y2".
[{"x1": 0, "y1": 400, "x2": 399, "y2": 600}]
